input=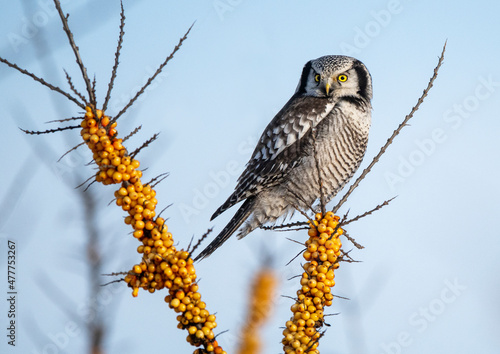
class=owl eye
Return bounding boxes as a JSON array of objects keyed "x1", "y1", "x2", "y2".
[
  {"x1": 337, "y1": 74, "x2": 348, "y2": 82},
  {"x1": 314, "y1": 74, "x2": 321, "y2": 83}
]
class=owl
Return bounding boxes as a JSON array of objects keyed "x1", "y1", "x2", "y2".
[{"x1": 195, "y1": 55, "x2": 372, "y2": 260}]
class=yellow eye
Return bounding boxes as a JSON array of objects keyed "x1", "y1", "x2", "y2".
[
  {"x1": 314, "y1": 74, "x2": 321, "y2": 82},
  {"x1": 337, "y1": 74, "x2": 348, "y2": 82}
]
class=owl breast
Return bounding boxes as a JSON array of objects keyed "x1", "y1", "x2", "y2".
[{"x1": 279, "y1": 100, "x2": 371, "y2": 209}]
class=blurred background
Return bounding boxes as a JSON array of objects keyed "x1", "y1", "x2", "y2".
[{"x1": 1, "y1": 0, "x2": 499, "y2": 353}]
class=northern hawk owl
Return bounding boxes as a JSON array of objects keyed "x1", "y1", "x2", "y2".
[{"x1": 195, "y1": 55, "x2": 372, "y2": 260}]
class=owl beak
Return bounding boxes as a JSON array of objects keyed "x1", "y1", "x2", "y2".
[{"x1": 325, "y1": 82, "x2": 331, "y2": 96}]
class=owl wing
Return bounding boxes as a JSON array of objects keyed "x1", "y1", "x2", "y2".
[{"x1": 211, "y1": 93, "x2": 335, "y2": 220}]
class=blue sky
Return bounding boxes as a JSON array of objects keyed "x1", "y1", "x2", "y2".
[{"x1": 1, "y1": 1, "x2": 499, "y2": 353}]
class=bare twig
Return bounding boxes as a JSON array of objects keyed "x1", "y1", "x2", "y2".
[
  {"x1": 156, "y1": 203, "x2": 173, "y2": 220},
  {"x1": 58, "y1": 142, "x2": 85, "y2": 162},
  {"x1": 103, "y1": 1, "x2": 126, "y2": 112},
  {"x1": 286, "y1": 249, "x2": 305, "y2": 266},
  {"x1": 285, "y1": 237, "x2": 306, "y2": 246},
  {"x1": 342, "y1": 196, "x2": 397, "y2": 226},
  {"x1": 333, "y1": 42, "x2": 446, "y2": 213},
  {"x1": 342, "y1": 231, "x2": 364, "y2": 250},
  {"x1": 311, "y1": 127, "x2": 326, "y2": 215},
  {"x1": 100, "y1": 279, "x2": 123, "y2": 287},
  {"x1": 0, "y1": 57, "x2": 85, "y2": 108},
  {"x1": 75, "y1": 174, "x2": 95, "y2": 190},
  {"x1": 45, "y1": 116, "x2": 82, "y2": 124},
  {"x1": 53, "y1": 0, "x2": 95, "y2": 105},
  {"x1": 145, "y1": 172, "x2": 170, "y2": 187},
  {"x1": 129, "y1": 133, "x2": 160, "y2": 158},
  {"x1": 266, "y1": 227, "x2": 309, "y2": 232},
  {"x1": 111, "y1": 23, "x2": 195, "y2": 123},
  {"x1": 190, "y1": 228, "x2": 213, "y2": 255},
  {"x1": 150, "y1": 173, "x2": 169, "y2": 188},
  {"x1": 83, "y1": 179, "x2": 97, "y2": 192},
  {"x1": 20, "y1": 125, "x2": 80, "y2": 135},
  {"x1": 91, "y1": 75, "x2": 97, "y2": 105},
  {"x1": 122, "y1": 125, "x2": 142, "y2": 142},
  {"x1": 339, "y1": 249, "x2": 359, "y2": 263},
  {"x1": 260, "y1": 220, "x2": 308, "y2": 231},
  {"x1": 64, "y1": 69, "x2": 88, "y2": 105}
]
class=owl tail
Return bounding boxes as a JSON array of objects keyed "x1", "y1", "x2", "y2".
[{"x1": 194, "y1": 197, "x2": 256, "y2": 261}]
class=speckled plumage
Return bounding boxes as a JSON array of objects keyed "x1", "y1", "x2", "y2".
[{"x1": 195, "y1": 55, "x2": 372, "y2": 260}]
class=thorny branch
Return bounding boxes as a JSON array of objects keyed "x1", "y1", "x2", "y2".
[
  {"x1": 122, "y1": 125, "x2": 143, "y2": 143},
  {"x1": 111, "y1": 23, "x2": 195, "y2": 124},
  {"x1": 103, "y1": 1, "x2": 126, "y2": 112},
  {"x1": 53, "y1": 0, "x2": 96, "y2": 105},
  {"x1": 342, "y1": 197, "x2": 396, "y2": 226},
  {"x1": 0, "y1": 57, "x2": 85, "y2": 109},
  {"x1": 58, "y1": 142, "x2": 85, "y2": 162},
  {"x1": 64, "y1": 69, "x2": 88, "y2": 106},
  {"x1": 311, "y1": 127, "x2": 326, "y2": 215},
  {"x1": 332, "y1": 42, "x2": 447, "y2": 214},
  {"x1": 20, "y1": 125, "x2": 81, "y2": 135},
  {"x1": 130, "y1": 133, "x2": 160, "y2": 158}
]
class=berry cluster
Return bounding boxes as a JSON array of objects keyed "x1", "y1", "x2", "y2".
[
  {"x1": 80, "y1": 107, "x2": 225, "y2": 353},
  {"x1": 238, "y1": 268, "x2": 277, "y2": 354},
  {"x1": 282, "y1": 212, "x2": 343, "y2": 354}
]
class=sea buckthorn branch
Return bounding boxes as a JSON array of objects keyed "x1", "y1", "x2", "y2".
[
  {"x1": 53, "y1": 0, "x2": 96, "y2": 105},
  {"x1": 0, "y1": 0, "x2": 224, "y2": 351},
  {"x1": 0, "y1": 56, "x2": 85, "y2": 109},
  {"x1": 103, "y1": 0, "x2": 126, "y2": 113},
  {"x1": 282, "y1": 212, "x2": 343, "y2": 354},
  {"x1": 237, "y1": 267, "x2": 277, "y2": 354},
  {"x1": 81, "y1": 107, "x2": 225, "y2": 354},
  {"x1": 332, "y1": 42, "x2": 446, "y2": 214}
]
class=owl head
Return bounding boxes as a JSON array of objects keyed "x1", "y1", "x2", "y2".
[{"x1": 295, "y1": 55, "x2": 372, "y2": 103}]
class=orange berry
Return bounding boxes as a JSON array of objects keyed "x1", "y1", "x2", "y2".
[
  {"x1": 131, "y1": 159, "x2": 140, "y2": 169},
  {"x1": 112, "y1": 171, "x2": 122, "y2": 183},
  {"x1": 89, "y1": 134, "x2": 99, "y2": 144},
  {"x1": 101, "y1": 116, "x2": 110, "y2": 127},
  {"x1": 97, "y1": 128, "x2": 107, "y2": 137}
]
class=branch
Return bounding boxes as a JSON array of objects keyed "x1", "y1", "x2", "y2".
[
  {"x1": 332, "y1": 42, "x2": 446, "y2": 213},
  {"x1": 111, "y1": 23, "x2": 195, "y2": 123},
  {"x1": 64, "y1": 69, "x2": 88, "y2": 106},
  {"x1": 342, "y1": 196, "x2": 396, "y2": 226},
  {"x1": 53, "y1": 0, "x2": 95, "y2": 105},
  {"x1": 58, "y1": 142, "x2": 85, "y2": 162},
  {"x1": 311, "y1": 127, "x2": 326, "y2": 215},
  {"x1": 0, "y1": 57, "x2": 85, "y2": 109},
  {"x1": 103, "y1": 0, "x2": 126, "y2": 112},
  {"x1": 260, "y1": 220, "x2": 308, "y2": 231},
  {"x1": 122, "y1": 125, "x2": 142, "y2": 143},
  {"x1": 129, "y1": 133, "x2": 160, "y2": 158},
  {"x1": 20, "y1": 125, "x2": 81, "y2": 135}
]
